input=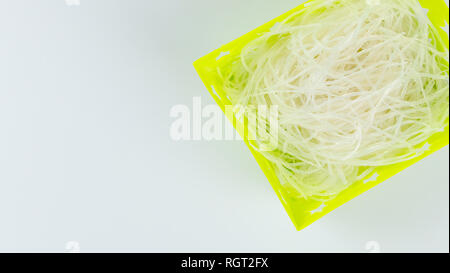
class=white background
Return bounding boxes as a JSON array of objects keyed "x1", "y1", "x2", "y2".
[{"x1": 0, "y1": 0, "x2": 448, "y2": 253}]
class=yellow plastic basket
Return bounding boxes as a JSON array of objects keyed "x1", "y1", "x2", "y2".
[{"x1": 193, "y1": 0, "x2": 449, "y2": 230}]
